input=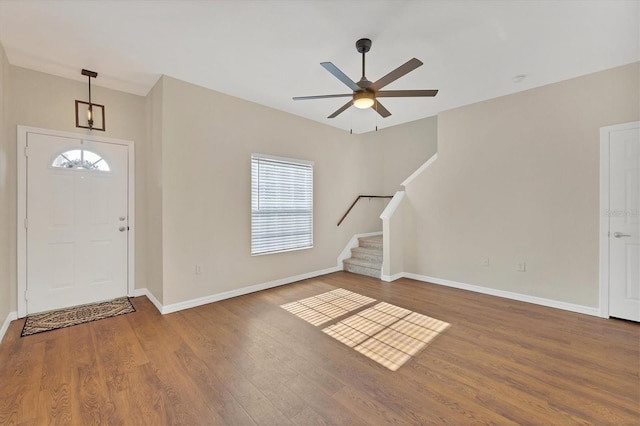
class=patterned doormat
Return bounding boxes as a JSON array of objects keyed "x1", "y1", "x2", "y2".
[{"x1": 21, "y1": 297, "x2": 136, "y2": 337}]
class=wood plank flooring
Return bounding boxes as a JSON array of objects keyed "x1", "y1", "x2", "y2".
[{"x1": 1, "y1": 272, "x2": 638, "y2": 424}]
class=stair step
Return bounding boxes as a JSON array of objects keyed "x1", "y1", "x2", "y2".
[
  {"x1": 343, "y1": 258, "x2": 382, "y2": 279},
  {"x1": 358, "y1": 235, "x2": 383, "y2": 250},
  {"x1": 343, "y1": 257, "x2": 382, "y2": 269},
  {"x1": 342, "y1": 234, "x2": 383, "y2": 279},
  {"x1": 351, "y1": 246, "x2": 383, "y2": 262}
]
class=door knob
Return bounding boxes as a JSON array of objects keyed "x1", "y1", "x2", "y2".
[
  {"x1": 119, "y1": 226, "x2": 127, "y2": 232},
  {"x1": 613, "y1": 232, "x2": 631, "y2": 238}
]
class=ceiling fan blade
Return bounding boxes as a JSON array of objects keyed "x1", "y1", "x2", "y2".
[
  {"x1": 370, "y1": 58, "x2": 423, "y2": 91},
  {"x1": 373, "y1": 100, "x2": 391, "y2": 118},
  {"x1": 328, "y1": 100, "x2": 353, "y2": 118},
  {"x1": 293, "y1": 94, "x2": 352, "y2": 100},
  {"x1": 376, "y1": 89, "x2": 438, "y2": 98},
  {"x1": 321, "y1": 62, "x2": 361, "y2": 92}
]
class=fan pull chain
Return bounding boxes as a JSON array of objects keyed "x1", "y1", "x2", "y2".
[
  {"x1": 375, "y1": 100, "x2": 379, "y2": 132},
  {"x1": 350, "y1": 107, "x2": 354, "y2": 135}
]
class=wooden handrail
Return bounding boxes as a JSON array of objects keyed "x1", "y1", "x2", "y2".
[{"x1": 337, "y1": 195, "x2": 393, "y2": 226}]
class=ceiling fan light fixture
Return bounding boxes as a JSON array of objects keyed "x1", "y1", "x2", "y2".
[
  {"x1": 353, "y1": 91, "x2": 375, "y2": 109},
  {"x1": 293, "y1": 38, "x2": 437, "y2": 120}
]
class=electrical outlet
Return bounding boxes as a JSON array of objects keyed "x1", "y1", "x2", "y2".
[
  {"x1": 518, "y1": 262, "x2": 526, "y2": 272},
  {"x1": 482, "y1": 257, "x2": 490, "y2": 266},
  {"x1": 195, "y1": 264, "x2": 202, "y2": 275}
]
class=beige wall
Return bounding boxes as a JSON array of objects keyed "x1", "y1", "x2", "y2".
[
  {"x1": 0, "y1": 44, "x2": 10, "y2": 322},
  {"x1": 4, "y1": 48, "x2": 633, "y2": 314},
  {"x1": 0, "y1": 61, "x2": 404, "y2": 314},
  {"x1": 403, "y1": 62, "x2": 640, "y2": 307},
  {"x1": 4, "y1": 66, "x2": 149, "y2": 312},
  {"x1": 159, "y1": 76, "x2": 384, "y2": 305},
  {"x1": 366, "y1": 116, "x2": 438, "y2": 194},
  {"x1": 145, "y1": 77, "x2": 164, "y2": 303}
]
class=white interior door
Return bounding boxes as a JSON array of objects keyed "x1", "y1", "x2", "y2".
[
  {"x1": 609, "y1": 126, "x2": 640, "y2": 321},
  {"x1": 26, "y1": 132, "x2": 129, "y2": 314}
]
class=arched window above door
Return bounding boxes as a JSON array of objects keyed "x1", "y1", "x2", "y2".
[{"x1": 52, "y1": 149, "x2": 110, "y2": 171}]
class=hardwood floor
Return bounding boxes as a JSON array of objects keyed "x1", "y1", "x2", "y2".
[{"x1": 1, "y1": 272, "x2": 638, "y2": 424}]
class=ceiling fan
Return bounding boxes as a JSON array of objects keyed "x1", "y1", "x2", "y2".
[{"x1": 293, "y1": 38, "x2": 438, "y2": 119}]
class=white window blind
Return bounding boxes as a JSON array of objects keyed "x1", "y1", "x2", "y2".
[{"x1": 251, "y1": 154, "x2": 313, "y2": 255}]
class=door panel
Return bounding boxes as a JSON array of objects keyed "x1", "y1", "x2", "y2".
[
  {"x1": 26, "y1": 133, "x2": 129, "y2": 314},
  {"x1": 609, "y1": 127, "x2": 640, "y2": 321}
]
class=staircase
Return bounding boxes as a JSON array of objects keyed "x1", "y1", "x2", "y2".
[{"x1": 343, "y1": 235, "x2": 383, "y2": 279}]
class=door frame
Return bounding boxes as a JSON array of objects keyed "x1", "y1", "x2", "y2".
[
  {"x1": 17, "y1": 125, "x2": 135, "y2": 318},
  {"x1": 599, "y1": 121, "x2": 639, "y2": 318}
]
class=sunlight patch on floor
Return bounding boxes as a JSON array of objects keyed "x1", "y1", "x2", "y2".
[
  {"x1": 280, "y1": 288, "x2": 376, "y2": 326},
  {"x1": 281, "y1": 290, "x2": 449, "y2": 371}
]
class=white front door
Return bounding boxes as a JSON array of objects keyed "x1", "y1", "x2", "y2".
[
  {"x1": 26, "y1": 132, "x2": 129, "y2": 314},
  {"x1": 609, "y1": 125, "x2": 640, "y2": 322}
]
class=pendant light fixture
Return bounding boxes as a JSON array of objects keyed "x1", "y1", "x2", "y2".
[{"x1": 75, "y1": 69, "x2": 105, "y2": 131}]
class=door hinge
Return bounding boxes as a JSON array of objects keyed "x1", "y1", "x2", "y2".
[
  {"x1": 24, "y1": 146, "x2": 29, "y2": 157},
  {"x1": 24, "y1": 218, "x2": 28, "y2": 229},
  {"x1": 24, "y1": 290, "x2": 28, "y2": 301}
]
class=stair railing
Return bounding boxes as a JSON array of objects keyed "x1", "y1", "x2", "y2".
[{"x1": 337, "y1": 195, "x2": 393, "y2": 226}]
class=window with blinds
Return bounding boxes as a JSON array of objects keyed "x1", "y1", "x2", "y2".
[{"x1": 251, "y1": 154, "x2": 313, "y2": 255}]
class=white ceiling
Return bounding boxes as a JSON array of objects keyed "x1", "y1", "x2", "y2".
[{"x1": 0, "y1": 0, "x2": 638, "y2": 134}]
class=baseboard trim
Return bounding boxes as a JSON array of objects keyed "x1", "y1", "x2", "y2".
[
  {"x1": 0, "y1": 311, "x2": 18, "y2": 343},
  {"x1": 131, "y1": 269, "x2": 598, "y2": 318},
  {"x1": 133, "y1": 288, "x2": 163, "y2": 313},
  {"x1": 156, "y1": 266, "x2": 341, "y2": 315},
  {"x1": 403, "y1": 273, "x2": 600, "y2": 317},
  {"x1": 381, "y1": 272, "x2": 404, "y2": 283}
]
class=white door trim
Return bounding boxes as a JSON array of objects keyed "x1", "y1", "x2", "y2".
[
  {"x1": 599, "y1": 121, "x2": 639, "y2": 318},
  {"x1": 17, "y1": 125, "x2": 135, "y2": 318}
]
